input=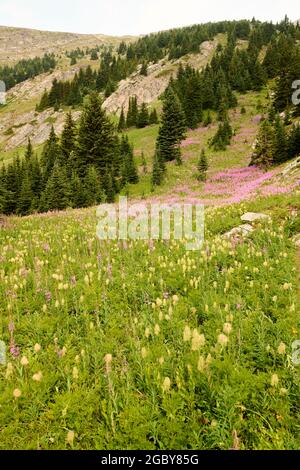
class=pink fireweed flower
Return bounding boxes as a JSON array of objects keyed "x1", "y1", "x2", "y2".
[{"x1": 10, "y1": 344, "x2": 20, "y2": 358}]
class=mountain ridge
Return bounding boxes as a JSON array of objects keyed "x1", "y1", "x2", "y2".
[{"x1": 0, "y1": 25, "x2": 136, "y2": 65}]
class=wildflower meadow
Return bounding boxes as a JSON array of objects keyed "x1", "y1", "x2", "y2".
[{"x1": 0, "y1": 192, "x2": 299, "y2": 450}]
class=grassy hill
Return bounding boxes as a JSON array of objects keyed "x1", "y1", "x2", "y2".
[{"x1": 0, "y1": 25, "x2": 136, "y2": 65}]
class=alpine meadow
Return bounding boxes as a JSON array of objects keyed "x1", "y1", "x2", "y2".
[{"x1": 0, "y1": 3, "x2": 300, "y2": 453}]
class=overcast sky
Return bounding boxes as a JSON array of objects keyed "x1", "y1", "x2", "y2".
[{"x1": 0, "y1": 0, "x2": 299, "y2": 36}]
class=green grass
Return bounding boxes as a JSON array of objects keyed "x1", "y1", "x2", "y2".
[
  {"x1": 0, "y1": 192, "x2": 299, "y2": 450},
  {"x1": 123, "y1": 89, "x2": 267, "y2": 199}
]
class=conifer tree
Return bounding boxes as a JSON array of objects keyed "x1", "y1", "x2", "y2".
[
  {"x1": 17, "y1": 171, "x2": 33, "y2": 216},
  {"x1": 137, "y1": 103, "x2": 149, "y2": 128},
  {"x1": 126, "y1": 97, "x2": 138, "y2": 127},
  {"x1": 157, "y1": 87, "x2": 186, "y2": 162},
  {"x1": 120, "y1": 135, "x2": 139, "y2": 185},
  {"x1": 210, "y1": 117, "x2": 233, "y2": 151},
  {"x1": 140, "y1": 62, "x2": 148, "y2": 76},
  {"x1": 0, "y1": 182, "x2": 8, "y2": 214},
  {"x1": 174, "y1": 145, "x2": 182, "y2": 166},
  {"x1": 60, "y1": 112, "x2": 77, "y2": 171},
  {"x1": 84, "y1": 165, "x2": 105, "y2": 206},
  {"x1": 24, "y1": 138, "x2": 34, "y2": 163},
  {"x1": 118, "y1": 106, "x2": 126, "y2": 132},
  {"x1": 151, "y1": 143, "x2": 165, "y2": 187},
  {"x1": 288, "y1": 124, "x2": 300, "y2": 159},
  {"x1": 272, "y1": 115, "x2": 288, "y2": 164},
  {"x1": 197, "y1": 149, "x2": 208, "y2": 181},
  {"x1": 29, "y1": 155, "x2": 43, "y2": 198},
  {"x1": 250, "y1": 119, "x2": 274, "y2": 167},
  {"x1": 77, "y1": 92, "x2": 118, "y2": 178},
  {"x1": 41, "y1": 126, "x2": 62, "y2": 185},
  {"x1": 40, "y1": 163, "x2": 71, "y2": 211},
  {"x1": 102, "y1": 166, "x2": 115, "y2": 203},
  {"x1": 70, "y1": 171, "x2": 86, "y2": 208},
  {"x1": 37, "y1": 89, "x2": 49, "y2": 111},
  {"x1": 149, "y1": 108, "x2": 159, "y2": 125}
]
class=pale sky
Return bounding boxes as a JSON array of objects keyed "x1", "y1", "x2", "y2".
[{"x1": 0, "y1": 0, "x2": 299, "y2": 36}]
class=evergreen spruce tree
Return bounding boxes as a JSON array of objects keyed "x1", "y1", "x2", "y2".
[
  {"x1": 77, "y1": 92, "x2": 118, "y2": 179},
  {"x1": 118, "y1": 106, "x2": 126, "y2": 132},
  {"x1": 84, "y1": 165, "x2": 105, "y2": 206},
  {"x1": 151, "y1": 143, "x2": 165, "y2": 187},
  {"x1": 174, "y1": 145, "x2": 182, "y2": 166},
  {"x1": 250, "y1": 119, "x2": 274, "y2": 167},
  {"x1": 288, "y1": 124, "x2": 300, "y2": 159},
  {"x1": 60, "y1": 112, "x2": 77, "y2": 172},
  {"x1": 140, "y1": 62, "x2": 148, "y2": 76},
  {"x1": 120, "y1": 135, "x2": 139, "y2": 185},
  {"x1": 29, "y1": 154, "x2": 43, "y2": 198},
  {"x1": 0, "y1": 182, "x2": 8, "y2": 214},
  {"x1": 103, "y1": 166, "x2": 115, "y2": 203},
  {"x1": 37, "y1": 89, "x2": 49, "y2": 111},
  {"x1": 17, "y1": 171, "x2": 33, "y2": 216},
  {"x1": 272, "y1": 115, "x2": 288, "y2": 164},
  {"x1": 24, "y1": 138, "x2": 34, "y2": 163},
  {"x1": 137, "y1": 103, "x2": 149, "y2": 128},
  {"x1": 70, "y1": 171, "x2": 86, "y2": 208},
  {"x1": 126, "y1": 97, "x2": 138, "y2": 127},
  {"x1": 41, "y1": 126, "x2": 62, "y2": 186},
  {"x1": 40, "y1": 163, "x2": 71, "y2": 211},
  {"x1": 197, "y1": 149, "x2": 208, "y2": 181},
  {"x1": 157, "y1": 87, "x2": 186, "y2": 162},
  {"x1": 149, "y1": 108, "x2": 159, "y2": 125}
]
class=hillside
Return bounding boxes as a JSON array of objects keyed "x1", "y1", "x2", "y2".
[
  {"x1": 0, "y1": 25, "x2": 135, "y2": 65},
  {"x1": 0, "y1": 17, "x2": 300, "y2": 452},
  {"x1": 0, "y1": 35, "x2": 225, "y2": 155}
]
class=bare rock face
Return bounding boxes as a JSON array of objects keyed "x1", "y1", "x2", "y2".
[
  {"x1": 0, "y1": 108, "x2": 81, "y2": 150},
  {"x1": 0, "y1": 36, "x2": 219, "y2": 151},
  {"x1": 281, "y1": 157, "x2": 300, "y2": 177},
  {"x1": 103, "y1": 61, "x2": 171, "y2": 114},
  {"x1": 7, "y1": 66, "x2": 85, "y2": 104},
  {"x1": 223, "y1": 224, "x2": 254, "y2": 239},
  {"x1": 241, "y1": 213, "x2": 270, "y2": 223},
  {"x1": 103, "y1": 38, "x2": 219, "y2": 115}
]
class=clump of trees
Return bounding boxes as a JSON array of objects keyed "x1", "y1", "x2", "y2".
[
  {"x1": 0, "y1": 93, "x2": 139, "y2": 216},
  {"x1": 251, "y1": 115, "x2": 300, "y2": 168},
  {"x1": 0, "y1": 53, "x2": 57, "y2": 91},
  {"x1": 118, "y1": 97, "x2": 159, "y2": 131}
]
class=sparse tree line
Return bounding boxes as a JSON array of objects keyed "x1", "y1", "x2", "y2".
[
  {"x1": 65, "y1": 45, "x2": 109, "y2": 65},
  {"x1": 151, "y1": 17, "x2": 300, "y2": 186},
  {"x1": 118, "y1": 97, "x2": 159, "y2": 131},
  {"x1": 35, "y1": 18, "x2": 293, "y2": 113},
  {"x1": 0, "y1": 53, "x2": 57, "y2": 91},
  {"x1": 0, "y1": 93, "x2": 139, "y2": 216},
  {"x1": 37, "y1": 51, "x2": 138, "y2": 110},
  {"x1": 251, "y1": 115, "x2": 300, "y2": 168}
]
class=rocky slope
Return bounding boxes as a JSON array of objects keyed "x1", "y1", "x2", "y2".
[{"x1": 0, "y1": 35, "x2": 222, "y2": 152}]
